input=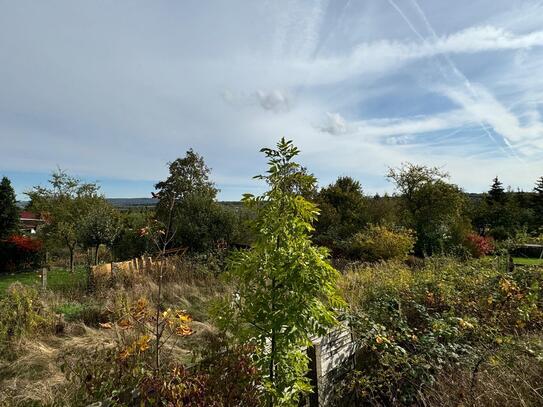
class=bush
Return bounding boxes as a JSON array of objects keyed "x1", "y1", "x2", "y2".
[
  {"x1": 464, "y1": 232, "x2": 495, "y2": 258},
  {"x1": 489, "y1": 225, "x2": 511, "y2": 241},
  {"x1": 60, "y1": 336, "x2": 263, "y2": 406},
  {"x1": 336, "y1": 257, "x2": 543, "y2": 405},
  {"x1": 0, "y1": 283, "x2": 53, "y2": 349},
  {"x1": 0, "y1": 235, "x2": 43, "y2": 273},
  {"x1": 348, "y1": 225, "x2": 415, "y2": 262}
]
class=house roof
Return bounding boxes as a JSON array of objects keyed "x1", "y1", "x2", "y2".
[{"x1": 20, "y1": 211, "x2": 41, "y2": 220}]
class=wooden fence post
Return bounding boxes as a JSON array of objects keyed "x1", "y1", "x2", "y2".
[{"x1": 41, "y1": 267, "x2": 48, "y2": 290}]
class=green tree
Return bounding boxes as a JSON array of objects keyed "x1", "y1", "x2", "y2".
[
  {"x1": 154, "y1": 150, "x2": 234, "y2": 251},
  {"x1": 533, "y1": 176, "x2": 543, "y2": 231},
  {"x1": 79, "y1": 201, "x2": 121, "y2": 264},
  {"x1": 469, "y1": 195, "x2": 490, "y2": 236},
  {"x1": 387, "y1": 163, "x2": 468, "y2": 256},
  {"x1": 535, "y1": 176, "x2": 543, "y2": 195},
  {"x1": 479, "y1": 177, "x2": 523, "y2": 240},
  {"x1": 26, "y1": 170, "x2": 101, "y2": 272},
  {"x1": 487, "y1": 176, "x2": 506, "y2": 205},
  {"x1": 217, "y1": 138, "x2": 344, "y2": 406},
  {"x1": 0, "y1": 177, "x2": 19, "y2": 239},
  {"x1": 314, "y1": 176, "x2": 368, "y2": 250},
  {"x1": 112, "y1": 209, "x2": 152, "y2": 261},
  {"x1": 366, "y1": 193, "x2": 400, "y2": 227}
]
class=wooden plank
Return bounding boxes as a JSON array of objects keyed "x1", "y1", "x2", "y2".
[{"x1": 310, "y1": 324, "x2": 356, "y2": 406}]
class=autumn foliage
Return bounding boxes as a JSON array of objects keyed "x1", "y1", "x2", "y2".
[
  {"x1": 0, "y1": 235, "x2": 43, "y2": 273},
  {"x1": 464, "y1": 232, "x2": 495, "y2": 258},
  {"x1": 6, "y1": 235, "x2": 43, "y2": 252}
]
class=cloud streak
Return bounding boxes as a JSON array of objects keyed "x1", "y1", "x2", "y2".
[{"x1": 0, "y1": 0, "x2": 542, "y2": 199}]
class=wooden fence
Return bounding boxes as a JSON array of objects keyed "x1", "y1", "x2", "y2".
[{"x1": 91, "y1": 255, "x2": 183, "y2": 279}]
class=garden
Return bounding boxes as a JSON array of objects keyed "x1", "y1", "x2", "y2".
[{"x1": 1, "y1": 139, "x2": 543, "y2": 406}]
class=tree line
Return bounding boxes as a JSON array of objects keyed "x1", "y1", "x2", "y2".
[
  {"x1": 1, "y1": 149, "x2": 542, "y2": 272},
  {"x1": 1, "y1": 140, "x2": 543, "y2": 406}
]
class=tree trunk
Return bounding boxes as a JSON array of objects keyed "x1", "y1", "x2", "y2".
[
  {"x1": 69, "y1": 247, "x2": 74, "y2": 273},
  {"x1": 269, "y1": 330, "x2": 276, "y2": 407},
  {"x1": 94, "y1": 245, "x2": 99, "y2": 265}
]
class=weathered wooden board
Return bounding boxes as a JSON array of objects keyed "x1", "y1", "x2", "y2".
[{"x1": 309, "y1": 324, "x2": 356, "y2": 406}]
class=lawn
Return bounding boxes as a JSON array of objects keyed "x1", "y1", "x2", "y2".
[
  {"x1": 0, "y1": 267, "x2": 87, "y2": 294},
  {"x1": 513, "y1": 257, "x2": 543, "y2": 266}
]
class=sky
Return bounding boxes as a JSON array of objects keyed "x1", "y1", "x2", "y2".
[{"x1": 1, "y1": 0, "x2": 543, "y2": 200}]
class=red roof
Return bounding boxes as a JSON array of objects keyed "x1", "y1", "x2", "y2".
[{"x1": 20, "y1": 211, "x2": 40, "y2": 220}]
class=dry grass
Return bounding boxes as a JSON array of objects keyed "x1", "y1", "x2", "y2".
[
  {"x1": 420, "y1": 337, "x2": 543, "y2": 406},
  {"x1": 0, "y1": 256, "x2": 225, "y2": 406},
  {"x1": 0, "y1": 325, "x2": 115, "y2": 406}
]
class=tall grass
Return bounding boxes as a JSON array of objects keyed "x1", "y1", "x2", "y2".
[{"x1": 0, "y1": 255, "x2": 227, "y2": 406}]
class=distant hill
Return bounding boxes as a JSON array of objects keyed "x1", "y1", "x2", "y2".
[
  {"x1": 107, "y1": 199, "x2": 246, "y2": 209},
  {"x1": 16, "y1": 192, "x2": 528, "y2": 211},
  {"x1": 17, "y1": 198, "x2": 159, "y2": 209},
  {"x1": 107, "y1": 198, "x2": 158, "y2": 208}
]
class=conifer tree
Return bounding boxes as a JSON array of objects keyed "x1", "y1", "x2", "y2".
[
  {"x1": 487, "y1": 176, "x2": 506, "y2": 205},
  {"x1": 533, "y1": 176, "x2": 543, "y2": 229},
  {"x1": 0, "y1": 176, "x2": 19, "y2": 239},
  {"x1": 534, "y1": 176, "x2": 543, "y2": 195}
]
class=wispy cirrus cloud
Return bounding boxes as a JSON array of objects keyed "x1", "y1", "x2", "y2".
[
  {"x1": 439, "y1": 84, "x2": 543, "y2": 152},
  {"x1": 320, "y1": 110, "x2": 469, "y2": 138},
  {"x1": 295, "y1": 25, "x2": 543, "y2": 87},
  {"x1": 0, "y1": 0, "x2": 542, "y2": 199}
]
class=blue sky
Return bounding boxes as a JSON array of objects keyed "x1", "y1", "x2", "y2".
[{"x1": 1, "y1": 0, "x2": 543, "y2": 200}]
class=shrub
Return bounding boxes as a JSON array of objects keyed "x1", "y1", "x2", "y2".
[
  {"x1": 489, "y1": 225, "x2": 510, "y2": 241},
  {"x1": 464, "y1": 232, "x2": 495, "y2": 258},
  {"x1": 0, "y1": 235, "x2": 43, "y2": 273},
  {"x1": 336, "y1": 257, "x2": 543, "y2": 405},
  {"x1": 0, "y1": 283, "x2": 53, "y2": 349},
  {"x1": 348, "y1": 225, "x2": 415, "y2": 262},
  {"x1": 60, "y1": 335, "x2": 263, "y2": 406},
  {"x1": 420, "y1": 335, "x2": 543, "y2": 406}
]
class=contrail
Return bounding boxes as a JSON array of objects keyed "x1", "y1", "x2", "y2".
[
  {"x1": 311, "y1": 0, "x2": 352, "y2": 60},
  {"x1": 409, "y1": 0, "x2": 524, "y2": 162},
  {"x1": 387, "y1": 0, "x2": 425, "y2": 41},
  {"x1": 387, "y1": 0, "x2": 520, "y2": 160}
]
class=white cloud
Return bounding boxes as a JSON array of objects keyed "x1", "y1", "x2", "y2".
[
  {"x1": 428, "y1": 25, "x2": 543, "y2": 55},
  {"x1": 321, "y1": 112, "x2": 350, "y2": 135},
  {"x1": 256, "y1": 89, "x2": 291, "y2": 112}
]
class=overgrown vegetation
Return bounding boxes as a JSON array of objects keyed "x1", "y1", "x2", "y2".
[
  {"x1": 337, "y1": 256, "x2": 543, "y2": 406},
  {"x1": 1, "y1": 139, "x2": 543, "y2": 406}
]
